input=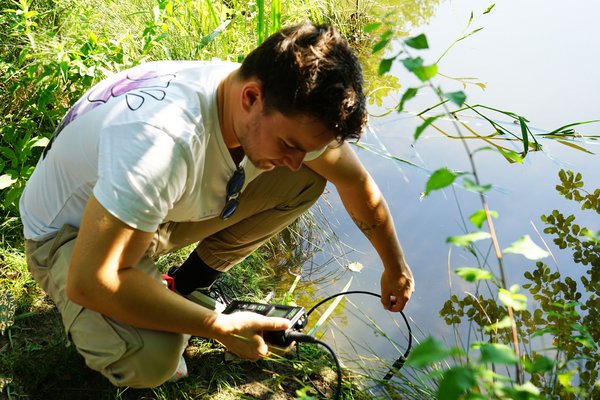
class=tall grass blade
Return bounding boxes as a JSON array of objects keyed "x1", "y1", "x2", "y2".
[
  {"x1": 197, "y1": 19, "x2": 232, "y2": 50},
  {"x1": 307, "y1": 277, "x2": 353, "y2": 336},
  {"x1": 270, "y1": 0, "x2": 281, "y2": 34},
  {"x1": 256, "y1": 0, "x2": 265, "y2": 44}
]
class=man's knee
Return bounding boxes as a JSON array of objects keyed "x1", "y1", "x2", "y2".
[
  {"x1": 107, "y1": 332, "x2": 186, "y2": 388},
  {"x1": 70, "y1": 310, "x2": 187, "y2": 388}
]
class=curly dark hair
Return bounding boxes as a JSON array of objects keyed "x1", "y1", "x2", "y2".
[{"x1": 239, "y1": 22, "x2": 368, "y2": 142}]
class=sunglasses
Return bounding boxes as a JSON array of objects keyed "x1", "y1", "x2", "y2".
[{"x1": 220, "y1": 166, "x2": 245, "y2": 220}]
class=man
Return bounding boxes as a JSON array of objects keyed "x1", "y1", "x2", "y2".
[{"x1": 20, "y1": 23, "x2": 414, "y2": 388}]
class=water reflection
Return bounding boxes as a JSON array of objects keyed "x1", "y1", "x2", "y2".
[{"x1": 283, "y1": 0, "x2": 599, "y2": 391}]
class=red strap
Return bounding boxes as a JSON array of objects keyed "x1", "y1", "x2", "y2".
[{"x1": 161, "y1": 274, "x2": 175, "y2": 291}]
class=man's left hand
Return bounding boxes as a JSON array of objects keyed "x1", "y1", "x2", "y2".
[{"x1": 380, "y1": 264, "x2": 415, "y2": 312}]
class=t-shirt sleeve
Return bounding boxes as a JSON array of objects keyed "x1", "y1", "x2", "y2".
[
  {"x1": 303, "y1": 145, "x2": 328, "y2": 162},
  {"x1": 93, "y1": 122, "x2": 188, "y2": 232}
]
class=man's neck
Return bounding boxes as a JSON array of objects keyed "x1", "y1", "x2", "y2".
[{"x1": 217, "y1": 71, "x2": 244, "y2": 165}]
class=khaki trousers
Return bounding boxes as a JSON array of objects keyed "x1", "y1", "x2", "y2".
[{"x1": 24, "y1": 166, "x2": 325, "y2": 388}]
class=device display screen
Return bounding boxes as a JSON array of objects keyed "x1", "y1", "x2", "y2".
[{"x1": 268, "y1": 307, "x2": 290, "y2": 318}]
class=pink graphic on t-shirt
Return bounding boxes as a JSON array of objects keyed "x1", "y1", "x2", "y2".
[{"x1": 44, "y1": 65, "x2": 175, "y2": 158}]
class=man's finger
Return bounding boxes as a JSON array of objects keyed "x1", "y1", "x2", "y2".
[{"x1": 256, "y1": 316, "x2": 292, "y2": 331}]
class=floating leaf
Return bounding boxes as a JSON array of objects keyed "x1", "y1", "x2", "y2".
[
  {"x1": 468, "y1": 209, "x2": 498, "y2": 228},
  {"x1": 347, "y1": 262, "x2": 364, "y2": 272},
  {"x1": 404, "y1": 33, "x2": 429, "y2": 49},
  {"x1": 443, "y1": 91, "x2": 467, "y2": 107},
  {"x1": 424, "y1": 167, "x2": 457, "y2": 195},
  {"x1": 405, "y1": 337, "x2": 453, "y2": 368},
  {"x1": 455, "y1": 267, "x2": 493, "y2": 282},
  {"x1": 447, "y1": 231, "x2": 491, "y2": 246},
  {"x1": 396, "y1": 87, "x2": 419, "y2": 113},
  {"x1": 0, "y1": 174, "x2": 16, "y2": 190},
  {"x1": 503, "y1": 235, "x2": 550, "y2": 260},
  {"x1": 476, "y1": 342, "x2": 518, "y2": 365}
]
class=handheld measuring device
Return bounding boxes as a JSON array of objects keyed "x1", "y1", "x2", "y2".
[{"x1": 223, "y1": 300, "x2": 307, "y2": 346}]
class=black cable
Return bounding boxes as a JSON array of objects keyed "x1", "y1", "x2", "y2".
[
  {"x1": 286, "y1": 290, "x2": 413, "y2": 399},
  {"x1": 306, "y1": 290, "x2": 413, "y2": 381},
  {"x1": 287, "y1": 332, "x2": 342, "y2": 400}
]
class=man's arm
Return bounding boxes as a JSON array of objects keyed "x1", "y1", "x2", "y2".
[
  {"x1": 305, "y1": 142, "x2": 415, "y2": 311},
  {"x1": 66, "y1": 194, "x2": 290, "y2": 360}
]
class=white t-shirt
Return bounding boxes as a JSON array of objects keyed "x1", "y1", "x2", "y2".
[{"x1": 20, "y1": 60, "x2": 324, "y2": 241}]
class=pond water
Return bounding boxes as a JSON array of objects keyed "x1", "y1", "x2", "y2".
[{"x1": 290, "y1": 0, "x2": 600, "y2": 389}]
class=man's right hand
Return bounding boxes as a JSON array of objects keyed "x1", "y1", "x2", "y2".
[{"x1": 212, "y1": 312, "x2": 292, "y2": 360}]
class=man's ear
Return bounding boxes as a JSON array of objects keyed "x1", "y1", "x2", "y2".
[{"x1": 240, "y1": 81, "x2": 263, "y2": 113}]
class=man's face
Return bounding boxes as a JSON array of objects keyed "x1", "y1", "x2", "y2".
[{"x1": 237, "y1": 109, "x2": 334, "y2": 171}]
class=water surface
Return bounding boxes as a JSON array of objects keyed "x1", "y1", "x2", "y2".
[{"x1": 291, "y1": 0, "x2": 599, "y2": 385}]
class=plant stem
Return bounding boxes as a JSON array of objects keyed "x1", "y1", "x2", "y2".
[{"x1": 427, "y1": 80, "x2": 523, "y2": 383}]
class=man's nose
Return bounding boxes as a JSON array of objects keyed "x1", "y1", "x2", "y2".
[{"x1": 283, "y1": 151, "x2": 305, "y2": 171}]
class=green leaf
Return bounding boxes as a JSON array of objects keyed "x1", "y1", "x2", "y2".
[
  {"x1": 503, "y1": 235, "x2": 550, "y2": 260},
  {"x1": 405, "y1": 337, "x2": 453, "y2": 368},
  {"x1": 437, "y1": 366, "x2": 477, "y2": 400},
  {"x1": 476, "y1": 342, "x2": 518, "y2": 365},
  {"x1": 447, "y1": 231, "x2": 491, "y2": 246},
  {"x1": 524, "y1": 355, "x2": 554, "y2": 373},
  {"x1": 483, "y1": 4, "x2": 496, "y2": 14},
  {"x1": 455, "y1": 267, "x2": 493, "y2": 282},
  {"x1": 443, "y1": 91, "x2": 467, "y2": 107},
  {"x1": 414, "y1": 114, "x2": 442, "y2": 141},
  {"x1": 497, "y1": 148, "x2": 524, "y2": 163},
  {"x1": 31, "y1": 136, "x2": 49, "y2": 148},
  {"x1": 498, "y1": 285, "x2": 527, "y2": 311},
  {"x1": 0, "y1": 174, "x2": 17, "y2": 190},
  {"x1": 414, "y1": 64, "x2": 438, "y2": 82},
  {"x1": 424, "y1": 167, "x2": 456, "y2": 195},
  {"x1": 558, "y1": 371, "x2": 575, "y2": 388},
  {"x1": 463, "y1": 178, "x2": 492, "y2": 193},
  {"x1": 372, "y1": 30, "x2": 393, "y2": 53},
  {"x1": 468, "y1": 209, "x2": 498, "y2": 228},
  {"x1": 556, "y1": 139, "x2": 595, "y2": 154},
  {"x1": 396, "y1": 87, "x2": 418, "y2": 113},
  {"x1": 404, "y1": 33, "x2": 429, "y2": 49},
  {"x1": 485, "y1": 316, "x2": 512, "y2": 332},
  {"x1": 518, "y1": 116, "x2": 529, "y2": 156},
  {"x1": 378, "y1": 57, "x2": 395, "y2": 76},
  {"x1": 401, "y1": 57, "x2": 438, "y2": 81},
  {"x1": 401, "y1": 56, "x2": 423, "y2": 71},
  {"x1": 363, "y1": 22, "x2": 382, "y2": 33}
]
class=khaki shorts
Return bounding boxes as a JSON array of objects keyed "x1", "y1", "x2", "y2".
[{"x1": 24, "y1": 166, "x2": 325, "y2": 388}]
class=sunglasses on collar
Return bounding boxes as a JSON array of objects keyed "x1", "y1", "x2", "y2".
[{"x1": 220, "y1": 166, "x2": 245, "y2": 220}]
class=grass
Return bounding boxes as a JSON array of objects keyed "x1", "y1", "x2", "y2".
[
  {"x1": 1, "y1": 228, "x2": 371, "y2": 399},
  {"x1": 0, "y1": 0, "x2": 450, "y2": 398}
]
